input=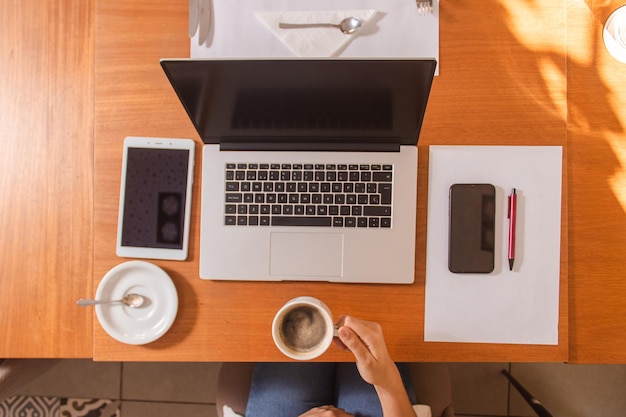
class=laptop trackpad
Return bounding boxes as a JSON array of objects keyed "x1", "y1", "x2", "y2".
[{"x1": 270, "y1": 232, "x2": 344, "y2": 278}]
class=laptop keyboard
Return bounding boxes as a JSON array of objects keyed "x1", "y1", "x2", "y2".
[{"x1": 224, "y1": 163, "x2": 393, "y2": 228}]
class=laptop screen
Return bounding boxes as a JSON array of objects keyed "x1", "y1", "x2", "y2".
[{"x1": 161, "y1": 59, "x2": 436, "y2": 151}]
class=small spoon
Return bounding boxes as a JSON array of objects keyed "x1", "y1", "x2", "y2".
[
  {"x1": 279, "y1": 16, "x2": 363, "y2": 35},
  {"x1": 76, "y1": 293, "x2": 145, "y2": 308}
]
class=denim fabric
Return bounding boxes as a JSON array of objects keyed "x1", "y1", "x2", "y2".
[{"x1": 244, "y1": 363, "x2": 416, "y2": 417}]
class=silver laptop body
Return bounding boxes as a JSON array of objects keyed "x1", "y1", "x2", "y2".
[{"x1": 161, "y1": 59, "x2": 436, "y2": 283}]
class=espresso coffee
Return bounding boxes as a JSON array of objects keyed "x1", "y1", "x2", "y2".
[{"x1": 279, "y1": 305, "x2": 328, "y2": 353}]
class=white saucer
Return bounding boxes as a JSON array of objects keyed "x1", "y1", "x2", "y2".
[
  {"x1": 603, "y1": 5, "x2": 626, "y2": 64},
  {"x1": 95, "y1": 261, "x2": 178, "y2": 345}
]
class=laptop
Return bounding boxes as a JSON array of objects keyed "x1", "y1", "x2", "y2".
[{"x1": 161, "y1": 59, "x2": 436, "y2": 283}]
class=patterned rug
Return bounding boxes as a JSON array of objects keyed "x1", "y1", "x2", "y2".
[{"x1": 0, "y1": 396, "x2": 120, "y2": 417}]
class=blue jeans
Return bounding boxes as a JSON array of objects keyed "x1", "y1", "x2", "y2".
[{"x1": 245, "y1": 363, "x2": 416, "y2": 417}]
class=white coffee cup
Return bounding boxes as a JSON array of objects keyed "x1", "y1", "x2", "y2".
[
  {"x1": 603, "y1": 5, "x2": 626, "y2": 63},
  {"x1": 272, "y1": 296, "x2": 337, "y2": 360}
]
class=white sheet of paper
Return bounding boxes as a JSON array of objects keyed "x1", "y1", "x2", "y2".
[
  {"x1": 424, "y1": 146, "x2": 563, "y2": 345},
  {"x1": 190, "y1": 0, "x2": 438, "y2": 68}
]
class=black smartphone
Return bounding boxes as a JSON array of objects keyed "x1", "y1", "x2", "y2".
[{"x1": 448, "y1": 183, "x2": 496, "y2": 273}]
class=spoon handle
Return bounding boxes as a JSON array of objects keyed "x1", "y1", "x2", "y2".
[
  {"x1": 279, "y1": 23, "x2": 339, "y2": 29},
  {"x1": 76, "y1": 298, "x2": 120, "y2": 307}
]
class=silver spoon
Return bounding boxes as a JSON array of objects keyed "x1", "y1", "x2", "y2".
[
  {"x1": 76, "y1": 293, "x2": 145, "y2": 308},
  {"x1": 279, "y1": 16, "x2": 363, "y2": 35}
]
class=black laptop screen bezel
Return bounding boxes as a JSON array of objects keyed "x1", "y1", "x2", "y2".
[{"x1": 160, "y1": 59, "x2": 436, "y2": 152}]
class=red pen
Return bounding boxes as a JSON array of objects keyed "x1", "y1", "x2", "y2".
[{"x1": 507, "y1": 188, "x2": 517, "y2": 271}]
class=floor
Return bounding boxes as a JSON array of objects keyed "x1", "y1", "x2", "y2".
[{"x1": 7, "y1": 360, "x2": 626, "y2": 417}]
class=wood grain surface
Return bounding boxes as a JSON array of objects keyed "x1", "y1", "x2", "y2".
[
  {"x1": 567, "y1": 0, "x2": 626, "y2": 363},
  {"x1": 0, "y1": 0, "x2": 94, "y2": 357}
]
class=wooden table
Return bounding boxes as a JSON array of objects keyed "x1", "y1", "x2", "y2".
[
  {"x1": 567, "y1": 0, "x2": 626, "y2": 363},
  {"x1": 0, "y1": 0, "x2": 94, "y2": 358},
  {"x1": 2, "y1": 0, "x2": 625, "y2": 363},
  {"x1": 92, "y1": 0, "x2": 571, "y2": 363}
]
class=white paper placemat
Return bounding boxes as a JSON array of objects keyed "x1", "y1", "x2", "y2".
[
  {"x1": 190, "y1": 0, "x2": 439, "y2": 70},
  {"x1": 424, "y1": 146, "x2": 563, "y2": 345}
]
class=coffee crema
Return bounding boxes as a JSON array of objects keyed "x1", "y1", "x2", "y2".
[{"x1": 279, "y1": 305, "x2": 328, "y2": 353}]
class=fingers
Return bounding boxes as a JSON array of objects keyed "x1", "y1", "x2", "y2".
[
  {"x1": 298, "y1": 405, "x2": 353, "y2": 417},
  {"x1": 335, "y1": 316, "x2": 388, "y2": 364},
  {"x1": 337, "y1": 316, "x2": 385, "y2": 351},
  {"x1": 337, "y1": 324, "x2": 372, "y2": 364}
]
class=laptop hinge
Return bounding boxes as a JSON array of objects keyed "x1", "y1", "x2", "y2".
[{"x1": 218, "y1": 140, "x2": 401, "y2": 152}]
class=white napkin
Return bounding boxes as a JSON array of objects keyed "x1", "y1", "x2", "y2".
[{"x1": 255, "y1": 10, "x2": 378, "y2": 57}]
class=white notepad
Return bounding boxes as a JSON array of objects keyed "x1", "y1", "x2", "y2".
[{"x1": 424, "y1": 146, "x2": 563, "y2": 345}]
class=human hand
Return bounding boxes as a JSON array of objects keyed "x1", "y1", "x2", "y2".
[
  {"x1": 298, "y1": 405, "x2": 354, "y2": 417},
  {"x1": 335, "y1": 316, "x2": 416, "y2": 417},
  {"x1": 334, "y1": 316, "x2": 398, "y2": 389}
]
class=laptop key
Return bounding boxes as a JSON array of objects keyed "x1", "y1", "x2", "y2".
[
  {"x1": 373, "y1": 171, "x2": 393, "y2": 182},
  {"x1": 225, "y1": 216, "x2": 236, "y2": 225},
  {"x1": 379, "y1": 184, "x2": 392, "y2": 204},
  {"x1": 271, "y1": 216, "x2": 332, "y2": 227},
  {"x1": 226, "y1": 193, "x2": 243, "y2": 203},
  {"x1": 364, "y1": 206, "x2": 392, "y2": 216}
]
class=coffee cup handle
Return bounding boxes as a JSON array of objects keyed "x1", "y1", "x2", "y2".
[{"x1": 333, "y1": 325, "x2": 339, "y2": 338}]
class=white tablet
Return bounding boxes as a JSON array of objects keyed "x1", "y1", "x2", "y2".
[{"x1": 116, "y1": 136, "x2": 195, "y2": 261}]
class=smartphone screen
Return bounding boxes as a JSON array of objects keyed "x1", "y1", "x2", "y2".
[
  {"x1": 448, "y1": 184, "x2": 496, "y2": 273},
  {"x1": 117, "y1": 137, "x2": 194, "y2": 261}
]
